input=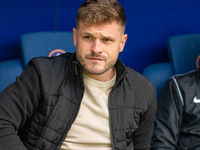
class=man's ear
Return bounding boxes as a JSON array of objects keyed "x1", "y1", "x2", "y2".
[
  {"x1": 119, "y1": 34, "x2": 128, "y2": 52},
  {"x1": 73, "y1": 28, "x2": 77, "y2": 47}
]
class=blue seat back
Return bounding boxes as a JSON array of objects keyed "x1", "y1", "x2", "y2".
[
  {"x1": 168, "y1": 34, "x2": 200, "y2": 74},
  {"x1": 143, "y1": 62, "x2": 173, "y2": 98},
  {"x1": 0, "y1": 31, "x2": 76, "y2": 92},
  {"x1": 143, "y1": 34, "x2": 200, "y2": 98},
  {"x1": 20, "y1": 31, "x2": 76, "y2": 67},
  {"x1": 0, "y1": 59, "x2": 23, "y2": 92}
]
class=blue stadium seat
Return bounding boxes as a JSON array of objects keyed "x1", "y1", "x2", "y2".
[
  {"x1": 0, "y1": 59, "x2": 24, "y2": 92},
  {"x1": 143, "y1": 62, "x2": 173, "y2": 99},
  {"x1": 20, "y1": 31, "x2": 75, "y2": 67},
  {"x1": 0, "y1": 31, "x2": 76, "y2": 92},
  {"x1": 143, "y1": 34, "x2": 200, "y2": 98}
]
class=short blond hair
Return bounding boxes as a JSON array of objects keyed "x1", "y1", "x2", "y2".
[{"x1": 76, "y1": 0, "x2": 126, "y2": 31}]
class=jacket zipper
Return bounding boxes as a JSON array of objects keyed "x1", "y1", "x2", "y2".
[
  {"x1": 108, "y1": 88, "x2": 115, "y2": 150},
  {"x1": 108, "y1": 71, "x2": 126, "y2": 150}
]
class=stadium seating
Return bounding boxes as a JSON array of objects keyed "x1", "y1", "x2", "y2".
[
  {"x1": 0, "y1": 31, "x2": 75, "y2": 92},
  {"x1": 143, "y1": 34, "x2": 200, "y2": 98}
]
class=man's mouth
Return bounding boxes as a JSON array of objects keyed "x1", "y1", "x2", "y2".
[
  {"x1": 86, "y1": 54, "x2": 106, "y2": 61},
  {"x1": 88, "y1": 57, "x2": 103, "y2": 61}
]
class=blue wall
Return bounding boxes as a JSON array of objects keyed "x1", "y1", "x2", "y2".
[{"x1": 1, "y1": 0, "x2": 200, "y2": 73}]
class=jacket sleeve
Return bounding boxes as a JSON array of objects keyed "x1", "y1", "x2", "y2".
[
  {"x1": 150, "y1": 78, "x2": 183, "y2": 150},
  {"x1": 0, "y1": 59, "x2": 42, "y2": 150},
  {"x1": 132, "y1": 80, "x2": 157, "y2": 150}
]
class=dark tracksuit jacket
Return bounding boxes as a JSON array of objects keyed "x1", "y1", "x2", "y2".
[
  {"x1": 0, "y1": 52, "x2": 156, "y2": 150},
  {"x1": 151, "y1": 70, "x2": 200, "y2": 150}
]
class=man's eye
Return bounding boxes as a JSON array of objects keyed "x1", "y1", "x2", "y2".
[
  {"x1": 84, "y1": 36, "x2": 92, "y2": 40},
  {"x1": 103, "y1": 38, "x2": 111, "y2": 42}
]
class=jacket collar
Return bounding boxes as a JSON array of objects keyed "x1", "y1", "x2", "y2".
[{"x1": 114, "y1": 59, "x2": 127, "y2": 83}]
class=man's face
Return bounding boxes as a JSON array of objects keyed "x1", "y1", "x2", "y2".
[{"x1": 73, "y1": 21, "x2": 127, "y2": 80}]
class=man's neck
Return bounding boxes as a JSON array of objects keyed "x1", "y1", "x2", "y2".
[{"x1": 83, "y1": 67, "x2": 116, "y2": 82}]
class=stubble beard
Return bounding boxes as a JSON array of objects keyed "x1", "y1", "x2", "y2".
[{"x1": 76, "y1": 53, "x2": 117, "y2": 75}]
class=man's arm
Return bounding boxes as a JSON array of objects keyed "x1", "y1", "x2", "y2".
[
  {"x1": 151, "y1": 78, "x2": 183, "y2": 149},
  {"x1": 0, "y1": 60, "x2": 42, "y2": 149},
  {"x1": 132, "y1": 82, "x2": 157, "y2": 150}
]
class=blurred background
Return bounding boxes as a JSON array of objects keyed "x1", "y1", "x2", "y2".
[{"x1": 1, "y1": 0, "x2": 200, "y2": 73}]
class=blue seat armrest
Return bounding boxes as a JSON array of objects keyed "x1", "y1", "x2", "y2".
[
  {"x1": 143, "y1": 62, "x2": 174, "y2": 98},
  {"x1": 0, "y1": 59, "x2": 24, "y2": 92}
]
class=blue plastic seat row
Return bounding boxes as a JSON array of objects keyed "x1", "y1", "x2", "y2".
[
  {"x1": 143, "y1": 34, "x2": 200, "y2": 98},
  {"x1": 0, "y1": 31, "x2": 76, "y2": 92}
]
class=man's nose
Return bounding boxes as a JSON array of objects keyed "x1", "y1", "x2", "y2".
[{"x1": 90, "y1": 39, "x2": 102, "y2": 53}]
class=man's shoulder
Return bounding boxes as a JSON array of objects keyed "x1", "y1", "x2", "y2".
[
  {"x1": 172, "y1": 70, "x2": 199, "y2": 84},
  {"x1": 123, "y1": 66, "x2": 156, "y2": 111},
  {"x1": 29, "y1": 52, "x2": 74, "y2": 71},
  {"x1": 165, "y1": 70, "x2": 200, "y2": 97},
  {"x1": 32, "y1": 52, "x2": 72, "y2": 63},
  {"x1": 125, "y1": 66, "x2": 155, "y2": 88}
]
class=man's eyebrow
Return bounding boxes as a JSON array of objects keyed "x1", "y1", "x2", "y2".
[
  {"x1": 100, "y1": 34, "x2": 115, "y2": 40},
  {"x1": 81, "y1": 32, "x2": 115, "y2": 40},
  {"x1": 81, "y1": 32, "x2": 93, "y2": 36},
  {"x1": 80, "y1": 32, "x2": 96, "y2": 37}
]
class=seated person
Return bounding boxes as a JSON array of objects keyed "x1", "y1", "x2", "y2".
[
  {"x1": 151, "y1": 55, "x2": 200, "y2": 149},
  {"x1": 0, "y1": 0, "x2": 157, "y2": 149}
]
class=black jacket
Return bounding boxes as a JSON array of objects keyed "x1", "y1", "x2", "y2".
[
  {"x1": 0, "y1": 52, "x2": 156, "y2": 150},
  {"x1": 151, "y1": 70, "x2": 200, "y2": 150}
]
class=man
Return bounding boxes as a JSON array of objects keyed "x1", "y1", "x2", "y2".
[
  {"x1": 0, "y1": 0, "x2": 156, "y2": 149},
  {"x1": 151, "y1": 56, "x2": 200, "y2": 149}
]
